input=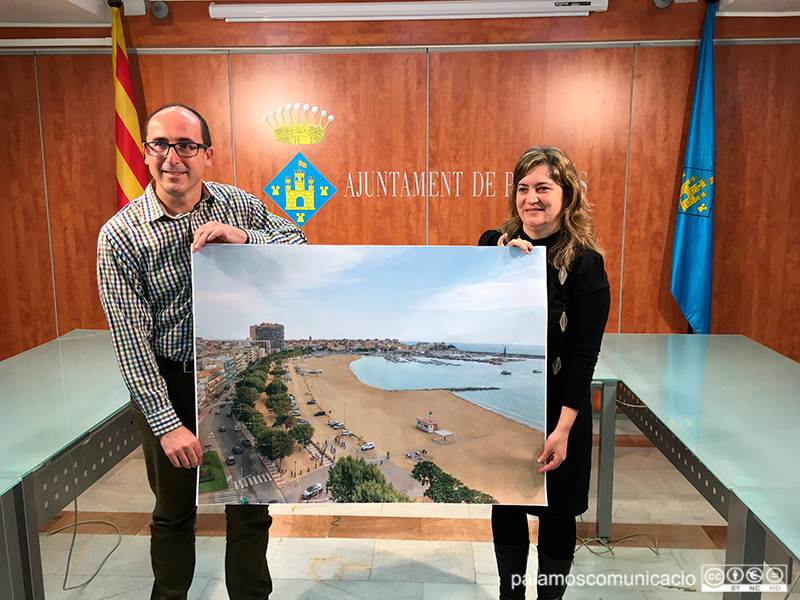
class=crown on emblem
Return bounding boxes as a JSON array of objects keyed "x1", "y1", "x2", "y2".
[{"x1": 263, "y1": 102, "x2": 334, "y2": 145}]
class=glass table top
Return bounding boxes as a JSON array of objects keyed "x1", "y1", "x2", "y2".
[
  {"x1": 592, "y1": 353, "x2": 619, "y2": 382},
  {"x1": 0, "y1": 329, "x2": 129, "y2": 492},
  {"x1": 599, "y1": 334, "x2": 800, "y2": 491},
  {"x1": 732, "y1": 486, "x2": 800, "y2": 561}
]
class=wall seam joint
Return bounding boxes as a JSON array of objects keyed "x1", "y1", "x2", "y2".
[
  {"x1": 33, "y1": 53, "x2": 61, "y2": 341},
  {"x1": 425, "y1": 47, "x2": 430, "y2": 246},
  {"x1": 227, "y1": 51, "x2": 237, "y2": 189},
  {"x1": 618, "y1": 46, "x2": 636, "y2": 334}
]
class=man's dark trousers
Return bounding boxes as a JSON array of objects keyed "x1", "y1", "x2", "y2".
[{"x1": 131, "y1": 357, "x2": 272, "y2": 600}]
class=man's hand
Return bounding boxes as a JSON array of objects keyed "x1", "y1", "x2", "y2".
[
  {"x1": 160, "y1": 426, "x2": 204, "y2": 468},
  {"x1": 192, "y1": 221, "x2": 247, "y2": 252}
]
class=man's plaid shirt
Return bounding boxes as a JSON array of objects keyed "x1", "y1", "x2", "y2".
[{"x1": 97, "y1": 181, "x2": 307, "y2": 436}]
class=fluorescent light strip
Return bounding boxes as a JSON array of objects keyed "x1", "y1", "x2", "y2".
[
  {"x1": 209, "y1": 0, "x2": 604, "y2": 22},
  {"x1": 0, "y1": 37, "x2": 112, "y2": 48},
  {"x1": 717, "y1": 10, "x2": 800, "y2": 16},
  {"x1": 222, "y1": 12, "x2": 590, "y2": 22}
]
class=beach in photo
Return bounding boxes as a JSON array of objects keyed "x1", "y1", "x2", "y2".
[{"x1": 286, "y1": 354, "x2": 546, "y2": 506}]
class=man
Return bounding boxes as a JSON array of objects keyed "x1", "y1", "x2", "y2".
[{"x1": 98, "y1": 104, "x2": 306, "y2": 600}]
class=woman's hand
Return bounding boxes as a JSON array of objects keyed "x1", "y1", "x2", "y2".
[
  {"x1": 498, "y1": 233, "x2": 533, "y2": 254},
  {"x1": 537, "y1": 406, "x2": 579, "y2": 473},
  {"x1": 538, "y1": 428, "x2": 569, "y2": 473}
]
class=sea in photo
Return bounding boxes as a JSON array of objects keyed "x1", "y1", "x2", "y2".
[{"x1": 348, "y1": 349, "x2": 546, "y2": 432}]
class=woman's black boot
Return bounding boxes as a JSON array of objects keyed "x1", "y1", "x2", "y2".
[
  {"x1": 536, "y1": 552, "x2": 573, "y2": 600},
  {"x1": 494, "y1": 543, "x2": 530, "y2": 599}
]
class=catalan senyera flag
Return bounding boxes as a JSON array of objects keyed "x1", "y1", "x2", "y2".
[
  {"x1": 111, "y1": 4, "x2": 148, "y2": 210},
  {"x1": 670, "y1": 2, "x2": 717, "y2": 335}
]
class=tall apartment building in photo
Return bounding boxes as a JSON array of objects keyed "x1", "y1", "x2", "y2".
[{"x1": 250, "y1": 322, "x2": 285, "y2": 353}]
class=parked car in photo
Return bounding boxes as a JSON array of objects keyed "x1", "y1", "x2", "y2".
[
  {"x1": 307, "y1": 398, "x2": 316, "y2": 404},
  {"x1": 226, "y1": 456, "x2": 236, "y2": 465},
  {"x1": 361, "y1": 442, "x2": 375, "y2": 451},
  {"x1": 314, "y1": 410, "x2": 327, "y2": 417},
  {"x1": 241, "y1": 439, "x2": 252, "y2": 447},
  {"x1": 301, "y1": 482, "x2": 324, "y2": 500},
  {"x1": 219, "y1": 426, "x2": 227, "y2": 432},
  {"x1": 297, "y1": 418, "x2": 310, "y2": 425},
  {"x1": 328, "y1": 419, "x2": 338, "y2": 427},
  {"x1": 304, "y1": 392, "x2": 312, "y2": 395},
  {"x1": 214, "y1": 409, "x2": 221, "y2": 415},
  {"x1": 333, "y1": 422, "x2": 345, "y2": 430},
  {"x1": 232, "y1": 445, "x2": 243, "y2": 454},
  {"x1": 342, "y1": 430, "x2": 352, "y2": 436},
  {"x1": 290, "y1": 410, "x2": 302, "y2": 417},
  {"x1": 233, "y1": 425, "x2": 241, "y2": 432}
]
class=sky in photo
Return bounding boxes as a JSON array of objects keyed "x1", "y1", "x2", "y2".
[{"x1": 193, "y1": 245, "x2": 547, "y2": 346}]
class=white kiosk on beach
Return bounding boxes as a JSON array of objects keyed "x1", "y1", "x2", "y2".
[{"x1": 416, "y1": 417, "x2": 437, "y2": 433}]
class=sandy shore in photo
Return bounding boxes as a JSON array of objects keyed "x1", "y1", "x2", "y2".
[{"x1": 288, "y1": 354, "x2": 546, "y2": 506}]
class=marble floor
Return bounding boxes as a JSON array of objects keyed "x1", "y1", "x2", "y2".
[{"x1": 38, "y1": 417, "x2": 797, "y2": 599}]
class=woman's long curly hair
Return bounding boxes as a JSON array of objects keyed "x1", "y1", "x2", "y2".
[{"x1": 500, "y1": 145, "x2": 601, "y2": 272}]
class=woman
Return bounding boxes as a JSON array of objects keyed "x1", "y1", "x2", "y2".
[{"x1": 479, "y1": 146, "x2": 610, "y2": 600}]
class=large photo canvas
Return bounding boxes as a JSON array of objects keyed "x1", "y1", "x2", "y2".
[{"x1": 192, "y1": 245, "x2": 548, "y2": 507}]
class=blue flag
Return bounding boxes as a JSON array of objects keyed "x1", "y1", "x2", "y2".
[{"x1": 670, "y1": 2, "x2": 716, "y2": 335}]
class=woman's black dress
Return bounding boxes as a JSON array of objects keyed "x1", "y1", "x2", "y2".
[{"x1": 478, "y1": 229, "x2": 610, "y2": 518}]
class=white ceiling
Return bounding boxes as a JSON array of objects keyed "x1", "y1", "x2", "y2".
[
  {"x1": 0, "y1": 0, "x2": 110, "y2": 25},
  {"x1": 0, "y1": 0, "x2": 798, "y2": 26}
]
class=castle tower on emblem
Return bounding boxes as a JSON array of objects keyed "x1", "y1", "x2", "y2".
[
  {"x1": 285, "y1": 166, "x2": 316, "y2": 210},
  {"x1": 265, "y1": 151, "x2": 337, "y2": 229}
]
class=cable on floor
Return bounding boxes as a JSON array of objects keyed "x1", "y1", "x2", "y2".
[
  {"x1": 574, "y1": 514, "x2": 659, "y2": 556},
  {"x1": 46, "y1": 449, "x2": 123, "y2": 590},
  {"x1": 575, "y1": 531, "x2": 659, "y2": 556}
]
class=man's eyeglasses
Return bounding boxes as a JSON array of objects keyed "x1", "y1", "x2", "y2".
[{"x1": 143, "y1": 141, "x2": 208, "y2": 158}]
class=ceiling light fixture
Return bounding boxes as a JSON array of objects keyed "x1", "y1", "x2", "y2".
[{"x1": 208, "y1": 0, "x2": 608, "y2": 23}]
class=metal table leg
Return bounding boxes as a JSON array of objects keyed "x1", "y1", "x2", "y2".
[
  {"x1": 0, "y1": 477, "x2": 45, "y2": 600},
  {"x1": 723, "y1": 491, "x2": 766, "y2": 600},
  {"x1": 595, "y1": 380, "x2": 617, "y2": 540}
]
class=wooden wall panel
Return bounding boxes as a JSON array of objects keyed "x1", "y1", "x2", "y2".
[
  {"x1": 0, "y1": 56, "x2": 57, "y2": 359},
  {"x1": 622, "y1": 46, "x2": 695, "y2": 334},
  {"x1": 36, "y1": 55, "x2": 115, "y2": 336},
  {"x1": 8, "y1": 38, "x2": 800, "y2": 361},
  {"x1": 117, "y1": 0, "x2": 800, "y2": 49},
  {"x1": 230, "y1": 53, "x2": 427, "y2": 244},
  {"x1": 623, "y1": 44, "x2": 800, "y2": 363},
  {"x1": 137, "y1": 54, "x2": 234, "y2": 185},
  {"x1": 428, "y1": 49, "x2": 632, "y2": 333},
  {"x1": 713, "y1": 44, "x2": 800, "y2": 361}
]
